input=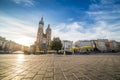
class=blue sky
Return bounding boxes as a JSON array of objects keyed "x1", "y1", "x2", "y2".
[{"x1": 0, "y1": 0, "x2": 120, "y2": 46}]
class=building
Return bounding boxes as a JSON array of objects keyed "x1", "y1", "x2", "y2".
[
  {"x1": 0, "y1": 36, "x2": 29, "y2": 53},
  {"x1": 96, "y1": 39, "x2": 108, "y2": 52},
  {"x1": 116, "y1": 42, "x2": 120, "y2": 52},
  {"x1": 30, "y1": 44, "x2": 35, "y2": 54},
  {"x1": 109, "y1": 40, "x2": 118, "y2": 52},
  {"x1": 36, "y1": 17, "x2": 51, "y2": 51},
  {"x1": 62, "y1": 40, "x2": 73, "y2": 50},
  {"x1": 75, "y1": 40, "x2": 92, "y2": 48},
  {"x1": 92, "y1": 39, "x2": 119, "y2": 52}
]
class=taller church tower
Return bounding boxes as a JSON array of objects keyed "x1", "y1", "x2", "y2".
[{"x1": 36, "y1": 17, "x2": 51, "y2": 51}]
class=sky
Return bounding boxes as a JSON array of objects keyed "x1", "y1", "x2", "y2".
[{"x1": 0, "y1": 0, "x2": 120, "y2": 46}]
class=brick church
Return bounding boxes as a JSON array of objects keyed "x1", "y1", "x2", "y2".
[{"x1": 36, "y1": 17, "x2": 51, "y2": 51}]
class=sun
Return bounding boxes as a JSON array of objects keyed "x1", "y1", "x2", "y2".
[{"x1": 14, "y1": 37, "x2": 33, "y2": 46}]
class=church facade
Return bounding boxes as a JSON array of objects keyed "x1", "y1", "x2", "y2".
[{"x1": 36, "y1": 17, "x2": 51, "y2": 51}]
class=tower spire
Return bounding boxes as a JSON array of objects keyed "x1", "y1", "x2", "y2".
[
  {"x1": 39, "y1": 17, "x2": 44, "y2": 25},
  {"x1": 41, "y1": 17, "x2": 43, "y2": 21},
  {"x1": 48, "y1": 24, "x2": 50, "y2": 28}
]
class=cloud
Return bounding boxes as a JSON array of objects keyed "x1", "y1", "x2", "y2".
[
  {"x1": 1, "y1": 0, "x2": 120, "y2": 46},
  {"x1": 52, "y1": 20, "x2": 120, "y2": 42},
  {"x1": 100, "y1": 0, "x2": 119, "y2": 5},
  {"x1": 67, "y1": 18, "x2": 74, "y2": 21},
  {"x1": 0, "y1": 15, "x2": 36, "y2": 46},
  {"x1": 80, "y1": 0, "x2": 120, "y2": 42},
  {"x1": 12, "y1": 0, "x2": 35, "y2": 7}
]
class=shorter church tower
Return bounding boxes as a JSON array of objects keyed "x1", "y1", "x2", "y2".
[
  {"x1": 36, "y1": 17, "x2": 51, "y2": 52},
  {"x1": 46, "y1": 24, "x2": 51, "y2": 50}
]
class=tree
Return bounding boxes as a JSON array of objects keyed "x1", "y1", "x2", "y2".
[
  {"x1": 50, "y1": 37, "x2": 62, "y2": 53},
  {"x1": 0, "y1": 46, "x2": 2, "y2": 50}
]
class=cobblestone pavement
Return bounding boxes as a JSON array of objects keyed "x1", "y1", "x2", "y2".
[{"x1": 0, "y1": 54, "x2": 120, "y2": 80}]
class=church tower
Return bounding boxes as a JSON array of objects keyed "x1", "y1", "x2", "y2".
[
  {"x1": 36, "y1": 17, "x2": 51, "y2": 52},
  {"x1": 36, "y1": 17, "x2": 44, "y2": 50},
  {"x1": 46, "y1": 24, "x2": 51, "y2": 50}
]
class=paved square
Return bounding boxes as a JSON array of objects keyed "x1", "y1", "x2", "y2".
[{"x1": 0, "y1": 54, "x2": 120, "y2": 80}]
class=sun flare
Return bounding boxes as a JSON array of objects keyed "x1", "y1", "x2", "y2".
[
  {"x1": 17, "y1": 54, "x2": 24, "y2": 62},
  {"x1": 14, "y1": 37, "x2": 33, "y2": 46}
]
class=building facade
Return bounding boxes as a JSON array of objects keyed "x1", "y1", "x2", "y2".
[
  {"x1": 36, "y1": 17, "x2": 51, "y2": 51},
  {"x1": 96, "y1": 39, "x2": 108, "y2": 52},
  {"x1": 0, "y1": 36, "x2": 29, "y2": 53},
  {"x1": 109, "y1": 40, "x2": 118, "y2": 52},
  {"x1": 91, "y1": 39, "x2": 119, "y2": 52},
  {"x1": 75, "y1": 40, "x2": 92, "y2": 48},
  {"x1": 62, "y1": 40, "x2": 73, "y2": 50}
]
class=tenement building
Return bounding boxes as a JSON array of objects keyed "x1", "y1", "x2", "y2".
[
  {"x1": 36, "y1": 17, "x2": 51, "y2": 51},
  {"x1": 62, "y1": 40, "x2": 73, "y2": 50}
]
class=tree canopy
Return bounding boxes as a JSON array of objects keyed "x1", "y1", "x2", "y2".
[{"x1": 50, "y1": 37, "x2": 62, "y2": 53}]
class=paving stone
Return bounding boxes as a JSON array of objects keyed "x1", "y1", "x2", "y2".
[
  {"x1": 54, "y1": 68, "x2": 62, "y2": 74},
  {"x1": 0, "y1": 54, "x2": 120, "y2": 80},
  {"x1": 47, "y1": 67, "x2": 54, "y2": 72},
  {"x1": 54, "y1": 73, "x2": 66, "y2": 80},
  {"x1": 66, "y1": 75, "x2": 78, "y2": 80},
  {"x1": 33, "y1": 75, "x2": 43, "y2": 80},
  {"x1": 44, "y1": 72, "x2": 53, "y2": 78},
  {"x1": 73, "y1": 72, "x2": 85, "y2": 78},
  {"x1": 22, "y1": 79, "x2": 31, "y2": 80},
  {"x1": 19, "y1": 71, "x2": 30, "y2": 76},
  {"x1": 24, "y1": 72, "x2": 36, "y2": 78},
  {"x1": 43, "y1": 77, "x2": 53, "y2": 80},
  {"x1": 0, "y1": 71, "x2": 14, "y2": 76},
  {"x1": 37, "y1": 70, "x2": 46, "y2": 75},
  {"x1": 0, "y1": 76, "x2": 4, "y2": 80},
  {"x1": 1, "y1": 74, "x2": 17, "y2": 80},
  {"x1": 40, "y1": 67, "x2": 47, "y2": 71},
  {"x1": 11, "y1": 76, "x2": 24, "y2": 80},
  {"x1": 63, "y1": 71, "x2": 73, "y2": 77},
  {"x1": 78, "y1": 77, "x2": 90, "y2": 80}
]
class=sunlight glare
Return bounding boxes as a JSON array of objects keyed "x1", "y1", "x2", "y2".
[
  {"x1": 17, "y1": 54, "x2": 25, "y2": 62},
  {"x1": 14, "y1": 37, "x2": 34, "y2": 46}
]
